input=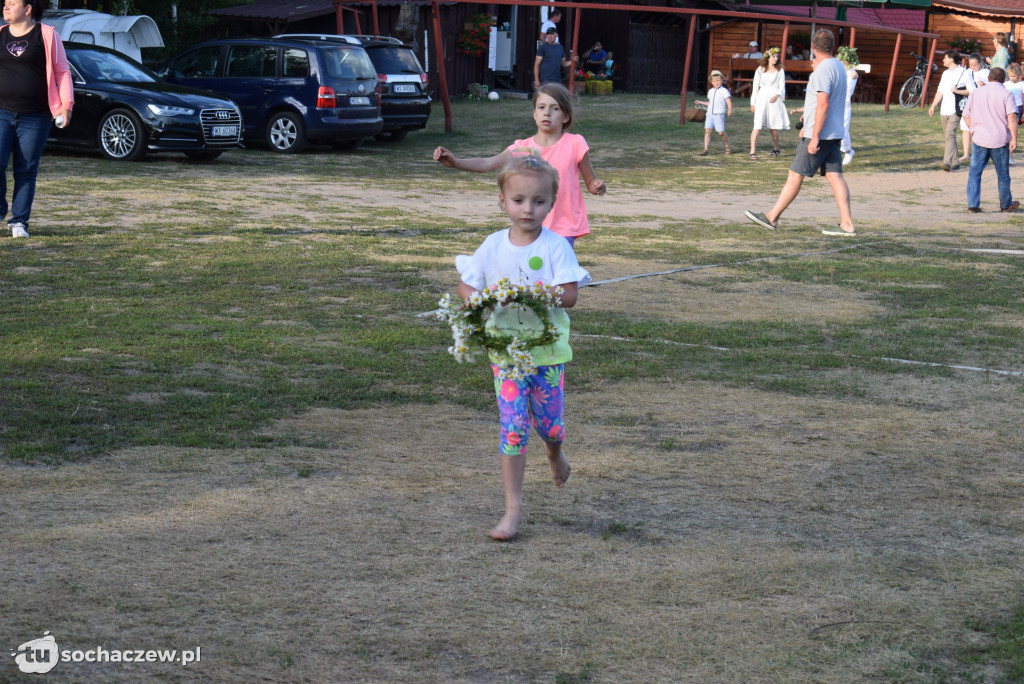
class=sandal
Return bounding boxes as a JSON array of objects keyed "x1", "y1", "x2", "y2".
[
  {"x1": 770, "y1": 149, "x2": 780, "y2": 158},
  {"x1": 698, "y1": 149, "x2": 709, "y2": 156},
  {"x1": 749, "y1": 153, "x2": 758, "y2": 160},
  {"x1": 725, "y1": 146, "x2": 732, "y2": 155}
]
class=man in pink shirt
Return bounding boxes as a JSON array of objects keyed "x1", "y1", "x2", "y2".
[{"x1": 963, "y1": 66, "x2": 1019, "y2": 213}]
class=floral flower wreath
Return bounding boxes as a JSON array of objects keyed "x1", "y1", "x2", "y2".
[
  {"x1": 766, "y1": 47, "x2": 781, "y2": 58},
  {"x1": 436, "y1": 277, "x2": 563, "y2": 381},
  {"x1": 836, "y1": 46, "x2": 860, "y2": 67}
]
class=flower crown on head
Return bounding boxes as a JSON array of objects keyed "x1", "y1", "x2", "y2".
[
  {"x1": 766, "y1": 47, "x2": 780, "y2": 57},
  {"x1": 836, "y1": 46, "x2": 860, "y2": 66}
]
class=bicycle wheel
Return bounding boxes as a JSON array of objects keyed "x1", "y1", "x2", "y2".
[{"x1": 899, "y1": 75, "x2": 924, "y2": 108}]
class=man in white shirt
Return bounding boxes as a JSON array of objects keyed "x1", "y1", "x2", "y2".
[
  {"x1": 540, "y1": 8, "x2": 562, "y2": 42},
  {"x1": 928, "y1": 49, "x2": 970, "y2": 170},
  {"x1": 744, "y1": 41, "x2": 763, "y2": 59}
]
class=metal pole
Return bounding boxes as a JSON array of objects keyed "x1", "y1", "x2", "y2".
[
  {"x1": 884, "y1": 32, "x2": 902, "y2": 112},
  {"x1": 372, "y1": 0, "x2": 380, "y2": 35},
  {"x1": 680, "y1": 15, "x2": 697, "y2": 125},
  {"x1": 431, "y1": 1, "x2": 452, "y2": 132},
  {"x1": 921, "y1": 36, "x2": 938, "y2": 109},
  {"x1": 569, "y1": 6, "x2": 582, "y2": 98}
]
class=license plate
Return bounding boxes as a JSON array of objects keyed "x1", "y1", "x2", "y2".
[
  {"x1": 350, "y1": 96, "x2": 370, "y2": 105},
  {"x1": 212, "y1": 125, "x2": 237, "y2": 137},
  {"x1": 393, "y1": 84, "x2": 417, "y2": 94}
]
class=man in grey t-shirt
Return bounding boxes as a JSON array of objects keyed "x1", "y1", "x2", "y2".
[{"x1": 745, "y1": 29, "x2": 857, "y2": 236}]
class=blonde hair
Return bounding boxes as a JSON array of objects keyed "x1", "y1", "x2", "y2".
[
  {"x1": 533, "y1": 83, "x2": 574, "y2": 131},
  {"x1": 1008, "y1": 62, "x2": 1023, "y2": 78},
  {"x1": 996, "y1": 32, "x2": 1008, "y2": 47},
  {"x1": 497, "y1": 148, "x2": 560, "y2": 198}
]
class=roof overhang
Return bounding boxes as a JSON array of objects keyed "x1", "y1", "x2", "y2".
[{"x1": 929, "y1": 0, "x2": 1024, "y2": 16}]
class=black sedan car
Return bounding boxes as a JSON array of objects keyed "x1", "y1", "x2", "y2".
[{"x1": 49, "y1": 43, "x2": 243, "y2": 161}]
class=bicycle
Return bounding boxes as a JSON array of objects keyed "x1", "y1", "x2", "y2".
[{"x1": 899, "y1": 52, "x2": 937, "y2": 108}]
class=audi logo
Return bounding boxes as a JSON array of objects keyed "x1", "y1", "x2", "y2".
[{"x1": 215, "y1": 111, "x2": 231, "y2": 119}]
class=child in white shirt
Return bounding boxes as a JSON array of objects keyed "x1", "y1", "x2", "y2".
[{"x1": 695, "y1": 70, "x2": 733, "y2": 155}]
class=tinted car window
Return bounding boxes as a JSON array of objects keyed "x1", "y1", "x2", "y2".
[
  {"x1": 283, "y1": 48, "x2": 309, "y2": 78},
  {"x1": 322, "y1": 47, "x2": 376, "y2": 80},
  {"x1": 226, "y1": 45, "x2": 277, "y2": 78},
  {"x1": 173, "y1": 46, "x2": 221, "y2": 78},
  {"x1": 67, "y1": 49, "x2": 156, "y2": 83},
  {"x1": 367, "y1": 47, "x2": 422, "y2": 74}
]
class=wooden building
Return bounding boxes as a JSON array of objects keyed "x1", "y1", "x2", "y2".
[{"x1": 706, "y1": 6, "x2": 932, "y2": 103}]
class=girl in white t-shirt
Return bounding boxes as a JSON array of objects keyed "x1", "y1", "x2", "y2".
[
  {"x1": 433, "y1": 83, "x2": 606, "y2": 248},
  {"x1": 455, "y1": 150, "x2": 591, "y2": 541}
]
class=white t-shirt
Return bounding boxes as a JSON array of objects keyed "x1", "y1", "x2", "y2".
[
  {"x1": 705, "y1": 86, "x2": 731, "y2": 115},
  {"x1": 969, "y1": 67, "x2": 990, "y2": 89},
  {"x1": 937, "y1": 66, "x2": 970, "y2": 116},
  {"x1": 541, "y1": 19, "x2": 559, "y2": 43},
  {"x1": 1005, "y1": 79, "x2": 1024, "y2": 107},
  {"x1": 457, "y1": 228, "x2": 591, "y2": 365}
]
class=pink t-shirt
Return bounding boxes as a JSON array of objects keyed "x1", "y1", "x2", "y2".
[{"x1": 508, "y1": 133, "x2": 590, "y2": 238}]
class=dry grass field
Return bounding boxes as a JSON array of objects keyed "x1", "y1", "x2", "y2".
[{"x1": 2, "y1": 94, "x2": 1023, "y2": 683}]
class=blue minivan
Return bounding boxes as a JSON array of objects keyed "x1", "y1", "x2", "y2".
[{"x1": 160, "y1": 36, "x2": 382, "y2": 153}]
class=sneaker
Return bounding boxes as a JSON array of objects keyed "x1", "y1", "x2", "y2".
[
  {"x1": 842, "y1": 150, "x2": 854, "y2": 165},
  {"x1": 968, "y1": 207, "x2": 982, "y2": 213},
  {"x1": 744, "y1": 210, "x2": 777, "y2": 231},
  {"x1": 9, "y1": 222, "x2": 28, "y2": 238},
  {"x1": 822, "y1": 227, "x2": 857, "y2": 236},
  {"x1": 940, "y1": 163, "x2": 951, "y2": 172}
]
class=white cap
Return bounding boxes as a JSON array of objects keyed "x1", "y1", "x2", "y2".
[{"x1": 749, "y1": 41, "x2": 759, "y2": 47}]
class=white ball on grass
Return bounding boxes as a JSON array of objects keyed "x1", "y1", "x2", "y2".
[{"x1": 488, "y1": 91, "x2": 500, "y2": 101}]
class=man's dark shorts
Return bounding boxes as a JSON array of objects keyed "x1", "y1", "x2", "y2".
[{"x1": 791, "y1": 137, "x2": 843, "y2": 177}]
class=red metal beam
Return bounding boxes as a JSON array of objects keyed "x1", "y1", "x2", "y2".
[
  {"x1": 884, "y1": 32, "x2": 902, "y2": 112},
  {"x1": 679, "y1": 16, "x2": 696, "y2": 125},
  {"x1": 371, "y1": 0, "x2": 379, "y2": 35},
  {"x1": 431, "y1": 1, "x2": 452, "y2": 132},
  {"x1": 921, "y1": 36, "x2": 939, "y2": 109},
  {"x1": 569, "y1": 6, "x2": 582, "y2": 99}
]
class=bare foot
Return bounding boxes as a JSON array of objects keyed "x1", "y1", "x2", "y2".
[
  {"x1": 490, "y1": 510, "x2": 522, "y2": 541},
  {"x1": 547, "y1": 447, "x2": 572, "y2": 489}
]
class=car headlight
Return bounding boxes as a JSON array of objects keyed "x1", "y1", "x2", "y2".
[{"x1": 147, "y1": 104, "x2": 195, "y2": 117}]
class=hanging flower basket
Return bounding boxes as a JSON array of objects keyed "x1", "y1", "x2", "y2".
[{"x1": 456, "y1": 13, "x2": 495, "y2": 57}]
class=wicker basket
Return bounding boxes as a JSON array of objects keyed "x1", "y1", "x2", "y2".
[{"x1": 684, "y1": 107, "x2": 707, "y2": 123}]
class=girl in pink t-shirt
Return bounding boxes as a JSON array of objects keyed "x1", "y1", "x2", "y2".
[{"x1": 433, "y1": 83, "x2": 606, "y2": 247}]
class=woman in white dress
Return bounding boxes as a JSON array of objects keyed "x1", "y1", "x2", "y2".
[
  {"x1": 837, "y1": 46, "x2": 859, "y2": 165},
  {"x1": 749, "y1": 47, "x2": 790, "y2": 160}
]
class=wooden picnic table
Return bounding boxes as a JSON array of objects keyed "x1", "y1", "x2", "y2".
[{"x1": 726, "y1": 58, "x2": 814, "y2": 97}]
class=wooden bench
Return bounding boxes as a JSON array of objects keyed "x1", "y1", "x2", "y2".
[{"x1": 726, "y1": 59, "x2": 872, "y2": 100}]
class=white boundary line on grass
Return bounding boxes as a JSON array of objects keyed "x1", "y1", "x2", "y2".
[
  {"x1": 583, "y1": 242, "x2": 876, "y2": 287},
  {"x1": 575, "y1": 334, "x2": 1024, "y2": 377},
  {"x1": 417, "y1": 243, "x2": 876, "y2": 318},
  {"x1": 422, "y1": 242, "x2": 1023, "y2": 377}
]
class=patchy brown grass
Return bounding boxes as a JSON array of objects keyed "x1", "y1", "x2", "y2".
[{"x1": 4, "y1": 374, "x2": 1023, "y2": 682}]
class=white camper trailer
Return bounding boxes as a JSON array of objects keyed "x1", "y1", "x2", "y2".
[{"x1": 43, "y1": 10, "x2": 163, "y2": 63}]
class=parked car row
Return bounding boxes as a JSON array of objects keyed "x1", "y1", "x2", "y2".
[{"x1": 48, "y1": 34, "x2": 432, "y2": 161}]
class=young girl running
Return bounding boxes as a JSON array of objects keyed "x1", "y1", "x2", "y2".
[
  {"x1": 455, "y1": 150, "x2": 590, "y2": 541},
  {"x1": 433, "y1": 83, "x2": 606, "y2": 247}
]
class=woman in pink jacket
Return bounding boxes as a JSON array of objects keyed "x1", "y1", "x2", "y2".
[{"x1": 1, "y1": 0, "x2": 73, "y2": 238}]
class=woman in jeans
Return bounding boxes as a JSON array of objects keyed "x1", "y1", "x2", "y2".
[{"x1": 0, "y1": 0, "x2": 73, "y2": 238}]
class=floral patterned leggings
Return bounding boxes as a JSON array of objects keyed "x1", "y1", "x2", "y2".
[{"x1": 492, "y1": 364, "x2": 565, "y2": 456}]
